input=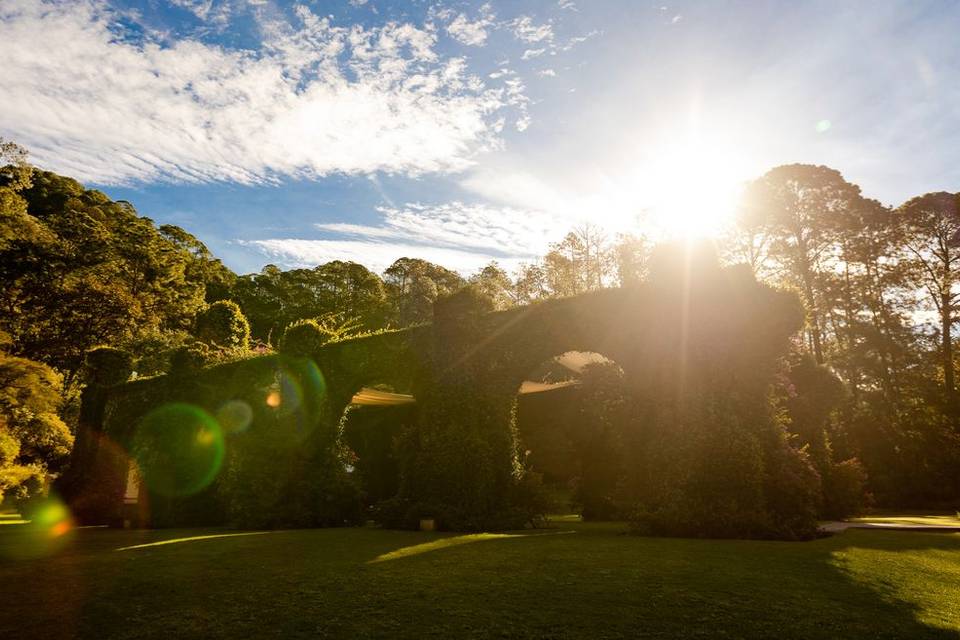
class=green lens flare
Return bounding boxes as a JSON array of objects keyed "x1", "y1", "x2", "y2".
[
  {"x1": 216, "y1": 399, "x2": 253, "y2": 433},
  {"x1": 133, "y1": 403, "x2": 225, "y2": 497},
  {"x1": 0, "y1": 495, "x2": 74, "y2": 560}
]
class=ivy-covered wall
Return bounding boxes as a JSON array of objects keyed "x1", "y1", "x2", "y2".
[{"x1": 65, "y1": 249, "x2": 816, "y2": 538}]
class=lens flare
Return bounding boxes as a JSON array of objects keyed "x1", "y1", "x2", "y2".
[
  {"x1": 277, "y1": 371, "x2": 303, "y2": 413},
  {"x1": 270, "y1": 357, "x2": 326, "y2": 416},
  {"x1": 132, "y1": 403, "x2": 225, "y2": 497},
  {"x1": 216, "y1": 399, "x2": 253, "y2": 433},
  {"x1": 0, "y1": 495, "x2": 75, "y2": 559}
]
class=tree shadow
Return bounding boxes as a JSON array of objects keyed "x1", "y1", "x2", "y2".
[{"x1": 4, "y1": 525, "x2": 960, "y2": 639}]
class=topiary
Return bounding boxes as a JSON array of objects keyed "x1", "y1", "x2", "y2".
[
  {"x1": 194, "y1": 300, "x2": 250, "y2": 348},
  {"x1": 168, "y1": 341, "x2": 211, "y2": 376},
  {"x1": 83, "y1": 346, "x2": 133, "y2": 387},
  {"x1": 278, "y1": 318, "x2": 335, "y2": 357}
]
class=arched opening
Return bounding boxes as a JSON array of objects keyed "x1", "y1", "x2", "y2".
[
  {"x1": 339, "y1": 385, "x2": 416, "y2": 511},
  {"x1": 515, "y1": 351, "x2": 628, "y2": 521}
]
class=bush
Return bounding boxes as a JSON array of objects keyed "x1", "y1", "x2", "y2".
[
  {"x1": 83, "y1": 346, "x2": 133, "y2": 387},
  {"x1": 822, "y1": 457, "x2": 869, "y2": 520},
  {"x1": 278, "y1": 318, "x2": 335, "y2": 357},
  {"x1": 761, "y1": 437, "x2": 823, "y2": 540},
  {"x1": 168, "y1": 341, "x2": 210, "y2": 376},
  {"x1": 194, "y1": 300, "x2": 250, "y2": 348}
]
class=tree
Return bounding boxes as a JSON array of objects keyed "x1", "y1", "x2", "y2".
[
  {"x1": 159, "y1": 224, "x2": 237, "y2": 303},
  {"x1": 0, "y1": 166, "x2": 211, "y2": 385},
  {"x1": 194, "y1": 300, "x2": 251, "y2": 349},
  {"x1": 739, "y1": 165, "x2": 862, "y2": 364},
  {"x1": 469, "y1": 261, "x2": 514, "y2": 311},
  {"x1": 0, "y1": 342, "x2": 73, "y2": 503},
  {"x1": 0, "y1": 139, "x2": 49, "y2": 252},
  {"x1": 540, "y1": 225, "x2": 615, "y2": 298},
  {"x1": 230, "y1": 261, "x2": 388, "y2": 342},
  {"x1": 897, "y1": 192, "x2": 960, "y2": 400},
  {"x1": 613, "y1": 232, "x2": 653, "y2": 287},
  {"x1": 384, "y1": 257, "x2": 465, "y2": 326},
  {"x1": 513, "y1": 262, "x2": 548, "y2": 304}
]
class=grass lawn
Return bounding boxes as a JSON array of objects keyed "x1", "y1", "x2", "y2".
[{"x1": 2, "y1": 519, "x2": 959, "y2": 639}]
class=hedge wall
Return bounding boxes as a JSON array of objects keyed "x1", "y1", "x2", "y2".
[{"x1": 66, "y1": 247, "x2": 822, "y2": 538}]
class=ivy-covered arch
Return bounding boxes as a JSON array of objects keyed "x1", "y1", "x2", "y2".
[{"x1": 66, "y1": 248, "x2": 816, "y2": 538}]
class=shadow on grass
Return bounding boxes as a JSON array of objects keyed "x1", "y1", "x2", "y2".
[{"x1": 1, "y1": 523, "x2": 958, "y2": 639}]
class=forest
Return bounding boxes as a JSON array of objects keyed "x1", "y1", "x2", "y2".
[{"x1": 1, "y1": 138, "x2": 959, "y2": 521}]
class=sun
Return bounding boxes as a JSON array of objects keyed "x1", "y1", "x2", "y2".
[{"x1": 632, "y1": 137, "x2": 749, "y2": 239}]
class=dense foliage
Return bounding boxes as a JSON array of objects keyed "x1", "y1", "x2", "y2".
[
  {"x1": 0, "y1": 148, "x2": 233, "y2": 389},
  {"x1": 194, "y1": 300, "x2": 251, "y2": 349},
  {"x1": 3, "y1": 139, "x2": 960, "y2": 531},
  {"x1": 0, "y1": 332, "x2": 72, "y2": 505}
]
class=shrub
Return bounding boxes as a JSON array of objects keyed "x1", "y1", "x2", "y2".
[
  {"x1": 83, "y1": 346, "x2": 133, "y2": 387},
  {"x1": 278, "y1": 318, "x2": 335, "y2": 357},
  {"x1": 822, "y1": 457, "x2": 869, "y2": 520},
  {"x1": 761, "y1": 436, "x2": 823, "y2": 540},
  {"x1": 168, "y1": 341, "x2": 210, "y2": 376},
  {"x1": 194, "y1": 300, "x2": 250, "y2": 348}
]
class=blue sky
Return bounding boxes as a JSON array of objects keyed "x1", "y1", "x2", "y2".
[{"x1": 2, "y1": 1, "x2": 959, "y2": 275}]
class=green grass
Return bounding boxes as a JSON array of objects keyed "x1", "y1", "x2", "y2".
[{"x1": 2, "y1": 519, "x2": 959, "y2": 639}]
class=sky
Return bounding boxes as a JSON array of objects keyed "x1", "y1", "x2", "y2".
[{"x1": 2, "y1": 0, "x2": 959, "y2": 275}]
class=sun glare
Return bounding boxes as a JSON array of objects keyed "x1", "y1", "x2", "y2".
[{"x1": 633, "y1": 138, "x2": 748, "y2": 239}]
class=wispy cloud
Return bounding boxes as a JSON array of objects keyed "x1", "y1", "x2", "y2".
[
  {"x1": 0, "y1": 0, "x2": 520, "y2": 185},
  {"x1": 511, "y1": 16, "x2": 554, "y2": 44},
  {"x1": 319, "y1": 201, "x2": 557, "y2": 255},
  {"x1": 445, "y1": 3, "x2": 496, "y2": 47},
  {"x1": 247, "y1": 199, "x2": 561, "y2": 273},
  {"x1": 245, "y1": 238, "x2": 522, "y2": 274}
]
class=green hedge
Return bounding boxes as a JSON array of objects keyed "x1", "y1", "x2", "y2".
[{"x1": 70, "y1": 246, "x2": 825, "y2": 538}]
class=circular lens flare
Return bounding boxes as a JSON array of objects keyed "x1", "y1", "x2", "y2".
[
  {"x1": 270, "y1": 358, "x2": 326, "y2": 417},
  {"x1": 132, "y1": 403, "x2": 225, "y2": 497},
  {"x1": 216, "y1": 399, "x2": 253, "y2": 434},
  {"x1": 1, "y1": 495, "x2": 75, "y2": 559}
]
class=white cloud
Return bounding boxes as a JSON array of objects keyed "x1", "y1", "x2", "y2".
[
  {"x1": 319, "y1": 201, "x2": 557, "y2": 255},
  {"x1": 246, "y1": 238, "x2": 524, "y2": 274},
  {"x1": 521, "y1": 48, "x2": 547, "y2": 60},
  {"x1": 169, "y1": 0, "x2": 217, "y2": 20},
  {"x1": 558, "y1": 0, "x2": 578, "y2": 11},
  {"x1": 247, "y1": 199, "x2": 561, "y2": 273},
  {"x1": 511, "y1": 16, "x2": 554, "y2": 44},
  {"x1": 538, "y1": 69, "x2": 557, "y2": 77},
  {"x1": 446, "y1": 4, "x2": 496, "y2": 47},
  {"x1": 0, "y1": 0, "x2": 522, "y2": 185}
]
